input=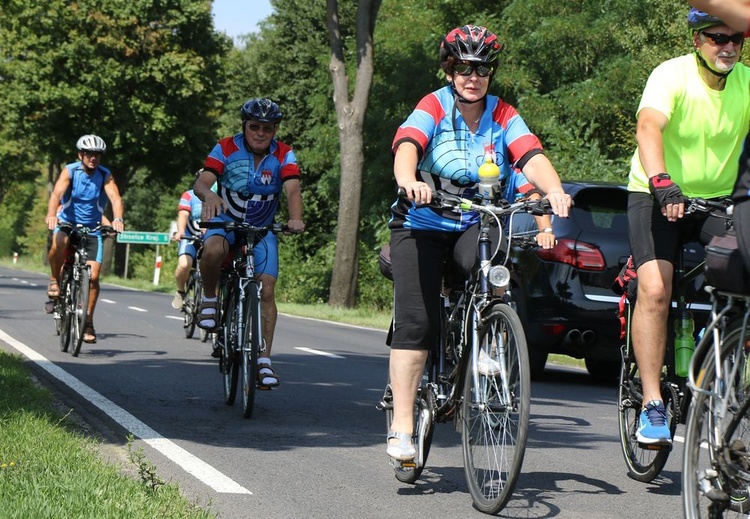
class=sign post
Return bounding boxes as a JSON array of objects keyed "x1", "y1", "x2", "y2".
[{"x1": 117, "y1": 232, "x2": 171, "y2": 280}]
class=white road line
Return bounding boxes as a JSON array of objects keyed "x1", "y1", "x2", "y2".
[
  {"x1": 100, "y1": 299, "x2": 116, "y2": 304},
  {"x1": 295, "y1": 347, "x2": 345, "y2": 359},
  {"x1": 128, "y1": 306, "x2": 148, "y2": 312},
  {"x1": 0, "y1": 328, "x2": 251, "y2": 495},
  {"x1": 280, "y1": 312, "x2": 386, "y2": 333},
  {"x1": 166, "y1": 315, "x2": 183, "y2": 321}
]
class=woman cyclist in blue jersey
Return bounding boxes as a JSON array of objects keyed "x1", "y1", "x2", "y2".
[{"x1": 385, "y1": 24, "x2": 571, "y2": 461}]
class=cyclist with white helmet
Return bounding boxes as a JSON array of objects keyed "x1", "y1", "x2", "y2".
[
  {"x1": 625, "y1": 8, "x2": 750, "y2": 446},
  {"x1": 194, "y1": 98, "x2": 304, "y2": 389},
  {"x1": 46, "y1": 134, "x2": 125, "y2": 344},
  {"x1": 385, "y1": 24, "x2": 571, "y2": 461}
]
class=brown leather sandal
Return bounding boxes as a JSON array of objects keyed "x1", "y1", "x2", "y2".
[
  {"x1": 83, "y1": 322, "x2": 97, "y2": 344},
  {"x1": 47, "y1": 279, "x2": 60, "y2": 299}
]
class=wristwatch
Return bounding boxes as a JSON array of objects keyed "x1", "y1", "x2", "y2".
[
  {"x1": 541, "y1": 227, "x2": 554, "y2": 234},
  {"x1": 113, "y1": 218, "x2": 124, "y2": 223}
]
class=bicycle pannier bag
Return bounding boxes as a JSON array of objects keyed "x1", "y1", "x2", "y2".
[
  {"x1": 378, "y1": 244, "x2": 393, "y2": 281},
  {"x1": 704, "y1": 231, "x2": 750, "y2": 293}
]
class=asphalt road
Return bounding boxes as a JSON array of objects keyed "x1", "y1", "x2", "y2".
[{"x1": 0, "y1": 266, "x2": 687, "y2": 518}]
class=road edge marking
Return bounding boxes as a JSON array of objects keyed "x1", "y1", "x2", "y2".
[{"x1": 0, "y1": 328, "x2": 251, "y2": 495}]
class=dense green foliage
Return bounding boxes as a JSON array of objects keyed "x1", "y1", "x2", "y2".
[
  {"x1": 2, "y1": 0, "x2": 746, "y2": 309},
  {"x1": 0, "y1": 351, "x2": 212, "y2": 518}
]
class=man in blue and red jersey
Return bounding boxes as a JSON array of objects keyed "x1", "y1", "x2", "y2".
[{"x1": 193, "y1": 98, "x2": 304, "y2": 389}]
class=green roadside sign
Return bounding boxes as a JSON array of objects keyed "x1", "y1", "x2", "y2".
[{"x1": 117, "y1": 231, "x2": 171, "y2": 245}]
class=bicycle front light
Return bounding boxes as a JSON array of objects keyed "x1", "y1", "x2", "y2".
[{"x1": 488, "y1": 265, "x2": 510, "y2": 290}]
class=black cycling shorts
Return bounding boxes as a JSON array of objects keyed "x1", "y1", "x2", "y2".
[{"x1": 628, "y1": 192, "x2": 730, "y2": 269}]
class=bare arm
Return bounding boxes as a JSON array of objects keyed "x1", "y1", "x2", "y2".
[
  {"x1": 46, "y1": 168, "x2": 72, "y2": 230},
  {"x1": 634, "y1": 107, "x2": 684, "y2": 221},
  {"x1": 520, "y1": 154, "x2": 571, "y2": 218},
  {"x1": 394, "y1": 141, "x2": 432, "y2": 205},
  {"x1": 194, "y1": 169, "x2": 224, "y2": 221},
  {"x1": 103, "y1": 176, "x2": 125, "y2": 232},
  {"x1": 173, "y1": 210, "x2": 190, "y2": 241},
  {"x1": 689, "y1": 0, "x2": 750, "y2": 32},
  {"x1": 283, "y1": 178, "x2": 305, "y2": 233}
]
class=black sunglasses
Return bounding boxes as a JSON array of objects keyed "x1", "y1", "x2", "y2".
[
  {"x1": 453, "y1": 62, "x2": 494, "y2": 78},
  {"x1": 701, "y1": 31, "x2": 745, "y2": 45},
  {"x1": 245, "y1": 123, "x2": 275, "y2": 134}
]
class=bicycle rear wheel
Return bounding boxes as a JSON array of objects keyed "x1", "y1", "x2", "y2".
[
  {"x1": 195, "y1": 282, "x2": 209, "y2": 342},
  {"x1": 72, "y1": 266, "x2": 90, "y2": 357},
  {"x1": 616, "y1": 344, "x2": 675, "y2": 482},
  {"x1": 461, "y1": 303, "x2": 529, "y2": 514},
  {"x1": 220, "y1": 285, "x2": 239, "y2": 405},
  {"x1": 183, "y1": 275, "x2": 198, "y2": 339},
  {"x1": 58, "y1": 270, "x2": 73, "y2": 353},
  {"x1": 241, "y1": 281, "x2": 261, "y2": 419},
  {"x1": 683, "y1": 321, "x2": 750, "y2": 518}
]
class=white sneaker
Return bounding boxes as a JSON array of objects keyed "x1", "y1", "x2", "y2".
[
  {"x1": 171, "y1": 291, "x2": 185, "y2": 310},
  {"x1": 477, "y1": 349, "x2": 501, "y2": 376}
]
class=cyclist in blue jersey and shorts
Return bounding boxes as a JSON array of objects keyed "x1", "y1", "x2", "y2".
[
  {"x1": 385, "y1": 25, "x2": 571, "y2": 461},
  {"x1": 46, "y1": 135, "x2": 125, "y2": 344},
  {"x1": 625, "y1": 8, "x2": 750, "y2": 446},
  {"x1": 194, "y1": 98, "x2": 305, "y2": 389},
  {"x1": 171, "y1": 179, "x2": 216, "y2": 310}
]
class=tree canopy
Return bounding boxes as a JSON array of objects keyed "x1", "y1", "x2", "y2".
[{"x1": 2, "y1": 0, "x2": 745, "y2": 309}]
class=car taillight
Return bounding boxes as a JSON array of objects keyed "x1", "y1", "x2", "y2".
[{"x1": 535, "y1": 238, "x2": 605, "y2": 271}]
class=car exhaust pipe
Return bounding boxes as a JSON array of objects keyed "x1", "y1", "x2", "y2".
[
  {"x1": 564, "y1": 329, "x2": 582, "y2": 345},
  {"x1": 581, "y1": 329, "x2": 596, "y2": 345}
]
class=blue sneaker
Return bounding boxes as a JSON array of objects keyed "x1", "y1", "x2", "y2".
[{"x1": 636, "y1": 400, "x2": 671, "y2": 446}]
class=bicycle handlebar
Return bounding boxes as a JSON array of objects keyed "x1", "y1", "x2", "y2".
[
  {"x1": 683, "y1": 196, "x2": 732, "y2": 215},
  {"x1": 58, "y1": 222, "x2": 118, "y2": 237},
  {"x1": 397, "y1": 187, "x2": 555, "y2": 217},
  {"x1": 199, "y1": 221, "x2": 289, "y2": 234}
]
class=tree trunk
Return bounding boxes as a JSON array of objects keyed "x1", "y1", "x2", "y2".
[{"x1": 326, "y1": 0, "x2": 380, "y2": 308}]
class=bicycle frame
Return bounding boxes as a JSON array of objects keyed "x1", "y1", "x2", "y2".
[
  {"x1": 683, "y1": 289, "x2": 750, "y2": 517},
  {"x1": 203, "y1": 221, "x2": 283, "y2": 419},
  {"x1": 381, "y1": 190, "x2": 546, "y2": 512}
]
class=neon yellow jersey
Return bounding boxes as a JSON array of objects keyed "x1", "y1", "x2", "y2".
[{"x1": 628, "y1": 53, "x2": 750, "y2": 198}]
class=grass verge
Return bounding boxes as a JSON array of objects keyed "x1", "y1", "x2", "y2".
[{"x1": 0, "y1": 352, "x2": 213, "y2": 518}]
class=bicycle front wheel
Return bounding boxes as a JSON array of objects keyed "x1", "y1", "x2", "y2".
[
  {"x1": 58, "y1": 270, "x2": 73, "y2": 353},
  {"x1": 220, "y1": 286, "x2": 239, "y2": 405},
  {"x1": 72, "y1": 266, "x2": 90, "y2": 357},
  {"x1": 183, "y1": 275, "x2": 197, "y2": 339},
  {"x1": 683, "y1": 321, "x2": 750, "y2": 518},
  {"x1": 616, "y1": 346, "x2": 674, "y2": 482},
  {"x1": 461, "y1": 303, "x2": 530, "y2": 514},
  {"x1": 241, "y1": 281, "x2": 261, "y2": 419}
]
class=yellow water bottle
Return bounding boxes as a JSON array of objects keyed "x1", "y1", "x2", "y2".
[
  {"x1": 674, "y1": 310, "x2": 695, "y2": 378},
  {"x1": 477, "y1": 155, "x2": 500, "y2": 201}
]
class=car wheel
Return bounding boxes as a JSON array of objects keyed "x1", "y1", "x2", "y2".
[
  {"x1": 584, "y1": 357, "x2": 620, "y2": 383},
  {"x1": 528, "y1": 345, "x2": 548, "y2": 379}
]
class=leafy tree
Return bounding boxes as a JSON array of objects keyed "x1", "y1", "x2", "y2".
[
  {"x1": 325, "y1": 0, "x2": 382, "y2": 307},
  {"x1": 0, "y1": 0, "x2": 230, "y2": 191}
]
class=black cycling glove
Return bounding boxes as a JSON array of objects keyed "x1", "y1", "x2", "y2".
[{"x1": 648, "y1": 173, "x2": 683, "y2": 208}]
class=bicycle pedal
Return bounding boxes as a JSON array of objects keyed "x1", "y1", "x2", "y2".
[
  {"x1": 390, "y1": 458, "x2": 417, "y2": 469},
  {"x1": 639, "y1": 442, "x2": 672, "y2": 451}
]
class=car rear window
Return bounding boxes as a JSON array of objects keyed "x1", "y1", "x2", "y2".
[{"x1": 571, "y1": 187, "x2": 628, "y2": 232}]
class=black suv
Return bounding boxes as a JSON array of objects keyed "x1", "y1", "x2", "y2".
[{"x1": 510, "y1": 181, "x2": 711, "y2": 381}]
